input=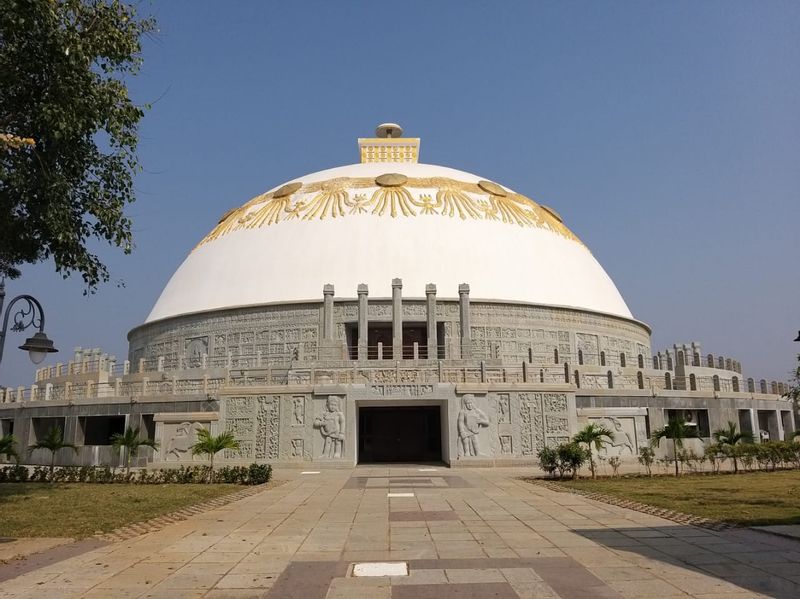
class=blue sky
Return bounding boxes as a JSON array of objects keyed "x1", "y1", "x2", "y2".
[{"x1": 3, "y1": 1, "x2": 798, "y2": 386}]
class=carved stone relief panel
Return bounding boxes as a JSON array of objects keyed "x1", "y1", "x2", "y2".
[
  {"x1": 542, "y1": 392, "x2": 571, "y2": 447},
  {"x1": 292, "y1": 396, "x2": 305, "y2": 425},
  {"x1": 335, "y1": 305, "x2": 358, "y2": 319},
  {"x1": 368, "y1": 304, "x2": 392, "y2": 318},
  {"x1": 497, "y1": 393, "x2": 510, "y2": 423},
  {"x1": 575, "y1": 333, "x2": 598, "y2": 365},
  {"x1": 514, "y1": 392, "x2": 572, "y2": 450},
  {"x1": 256, "y1": 396, "x2": 280, "y2": 460},
  {"x1": 402, "y1": 303, "x2": 426, "y2": 318},
  {"x1": 183, "y1": 337, "x2": 208, "y2": 367},
  {"x1": 456, "y1": 394, "x2": 490, "y2": 458},
  {"x1": 291, "y1": 438, "x2": 304, "y2": 458},
  {"x1": 313, "y1": 395, "x2": 346, "y2": 459},
  {"x1": 499, "y1": 435, "x2": 512, "y2": 455},
  {"x1": 518, "y1": 392, "x2": 544, "y2": 455},
  {"x1": 163, "y1": 421, "x2": 206, "y2": 462},
  {"x1": 589, "y1": 416, "x2": 637, "y2": 457},
  {"x1": 223, "y1": 395, "x2": 280, "y2": 461}
]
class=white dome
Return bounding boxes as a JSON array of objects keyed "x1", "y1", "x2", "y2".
[{"x1": 146, "y1": 160, "x2": 633, "y2": 322}]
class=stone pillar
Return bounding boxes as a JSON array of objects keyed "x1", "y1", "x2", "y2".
[
  {"x1": 426, "y1": 284, "x2": 437, "y2": 360},
  {"x1": 319, "y1": 283, "x2": 341, "y2": 360},
  {"x1": 357, "y1": 284, "x2": 368, "y2": 361},
  {"x1": 392, "y1": 278, "x2": 403, "y2": 360},
  {"x1": 323, "y1": 284, "x2": 334, "y2": 340},
  {"x1": 775, "y1": 410, "x2": 785, "y2": 441},
  {"x1": 459, "y1": 283, "x2": 471, "y2": 359}
]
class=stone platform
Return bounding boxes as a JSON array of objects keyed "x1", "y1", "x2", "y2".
[{"x1": 1, "y1": 467, "x2": 798, "y2": 598}]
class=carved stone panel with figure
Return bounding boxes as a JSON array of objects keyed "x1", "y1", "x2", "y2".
[{"x1": 590, "y1": 416, "x2": 637, "y2": 457}]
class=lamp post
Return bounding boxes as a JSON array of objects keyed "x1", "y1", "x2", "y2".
[{"x1": 0, "y1": 280, "x2": 58, "y2": 368}]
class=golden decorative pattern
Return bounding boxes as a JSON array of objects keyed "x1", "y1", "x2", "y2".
[
  {"x1": 196, "y1": 176, "x2": 580, "y2": 249},
  {"x1": 358, "y1": 137, "x2": 420, "y2": 163}
]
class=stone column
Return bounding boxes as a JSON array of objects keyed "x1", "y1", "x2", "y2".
[
  {"x1": 357, "y1": 284, "x2": 368, "y2": 361},
  {"x1": 392, "y1": 278, "x2": 403, "y2": 360},
  {"x1": 774, "y1": 410, "x2": 785, "y2": 441},
  {"x1": 459, "y1": 283, "x2": 471, "y2": 359},
  {"x1": 322, "y1": 284, "x2": 334, "y2": 340},
  {"x1": 426, "y1": 284, "x2": 437, "y2": 360}
]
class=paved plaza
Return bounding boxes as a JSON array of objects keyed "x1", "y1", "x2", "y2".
[{"x1": 1, "y1": 468, "x2": 799, "y2": 599}]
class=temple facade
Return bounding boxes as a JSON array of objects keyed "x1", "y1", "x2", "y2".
[{"x1": 0, "y1": 125, "x2": 794, "y2": 468}]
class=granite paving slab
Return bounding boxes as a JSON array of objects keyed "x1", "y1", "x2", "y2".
[{"x1": 0, "y1": 468, "x2": 798, "y2": 598}]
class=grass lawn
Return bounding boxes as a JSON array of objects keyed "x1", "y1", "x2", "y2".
[
  {"x1": 0, "y1": 483, "x2": 240, "y2": 539},
  {"x1": 556, "y1": 470, "x2": 800, "y2": 526}
]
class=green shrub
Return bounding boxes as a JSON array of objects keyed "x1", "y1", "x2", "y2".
[
  {"x1": 0, "y1": 463, "x2": 273, "y2": 485},
  {"x1": 246, "y1": 463, "x2": 272, "y2": 485},
  {"x1": 637, "y1": 446, "x2": 655, "y2": 476},
  {"x1": 555, "y1": 442, "x2": 590, "y2": 479},
  {"x1": 537, "y1": 446, "x2": 559, "y2": 478},
  {"x1": 0, "y1": 464, "x2": 29, "y2": 482}
]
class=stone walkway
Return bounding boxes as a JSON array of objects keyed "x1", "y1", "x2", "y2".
[{"x1": 1, "y1": 467, "x2": 799, "y2": 599}]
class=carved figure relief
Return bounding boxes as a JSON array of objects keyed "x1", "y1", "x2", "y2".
[
  {"x1": 185, "y1": 337, "x2": 208, "y2": 367},
  {"x1": 497, "y1": 394, "x2": 510, "y2": 423},
  {"x1": 457, "y1": 394, "x2": 489, "y2": 457},
  {"x1": 592, "y1": 416, "x2": 636, "y2": 456},
  {"x1": 293, "y1": 396, "x2": 305, "y2": 425},
  {"x1": 291, "y1": 439, "x2": 304, "y2": 458},
  {"x1": 314, "y1": 396, "x2": 346, "y2": 458},
  {"x1": 499, "y1": 435, "x2": 512, "y2": 455},
  {"x1": 166, "y1": 422, "x2": 204, "y2": 461}
]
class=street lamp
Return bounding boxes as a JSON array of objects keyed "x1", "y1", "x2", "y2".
[
  {"x1": 794, "y1": 331, "x2": 800, "y2": 343},
  {"x1": 0, "y1": 280, "x2": 58, "y2": 367}
]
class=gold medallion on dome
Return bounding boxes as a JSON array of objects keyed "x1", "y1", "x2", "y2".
[
  {"x1": 541, "y1": 205, "x2": 563, "y2": 223},
  {"x1": 273, "y1": 182, "x2": 303, "y2": 198},
  {"x1": 217, "y1": 206, "x2": 239, "y2": 224},
  {"x1": 375, "y1": 173, "x2": 408, "y2": 187},
  {"x1": 477, "y1": 180, "x2": 507, "y2": 197}
]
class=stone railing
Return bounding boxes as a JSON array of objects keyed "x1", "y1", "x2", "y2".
[{"x1": 1, "y1": 357, "x2": 789, "y2": 405}]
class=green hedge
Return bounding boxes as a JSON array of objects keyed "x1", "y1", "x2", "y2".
[{"x1": 0, "y1": 463, "x2": 272, "y2": 485}]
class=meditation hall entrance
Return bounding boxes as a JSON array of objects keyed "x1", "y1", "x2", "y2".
[{"x1": 357, "y1": 405, "x2": 442, "y2": 463}]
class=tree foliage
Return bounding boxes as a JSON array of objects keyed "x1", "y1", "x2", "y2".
[
  {"x1": 0, "y1": 0, "x2": 155, "y2": 290},
  {"x1": 190, "y1": 429, "x2": 240, "y2": 478},
  {"x1": 650, "y1": 418, "x2": 697, "y2": 477},
  {"x1": 110, "y1": 425, "x2": 158, "y2": 476},
  {"x1": 712, "y1": 421, "x2": 753, "y2": 474},
  {"x1": 0, "y1": 433, "x2": 19, "y2": 462},
  {"x1": 784, "y1": 353, "x2": 800, "y2": 415},
  {"x1": 573, "y1": 423, "x2": 614, "y2": 478},
  {"x1": 537, "y1": 443, "x2": 589, "y2": 480},
  {"x1": 28, "y1": 425, "x2": 78, "y2": 477}
]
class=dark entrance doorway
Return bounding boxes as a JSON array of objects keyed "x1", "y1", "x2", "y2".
[{"x1": 358, "y1": 406, "x2": 442, "y2": 463}]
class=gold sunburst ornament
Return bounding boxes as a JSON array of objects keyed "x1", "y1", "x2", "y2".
[{"x1": 196, "y1": 176, "x2": 580, "y2": 248}]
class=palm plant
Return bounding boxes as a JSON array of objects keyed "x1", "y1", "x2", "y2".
[
  {"x1": 111, "y1": 426, "x2": 159, "y2": 477},
  {"x1": 712, "y1": 421, "x2": 753, "y2": 473},
  {"x1": 650, "y1": 418, "x2": 697, "y2": 477},
  {"x1": 190, "y1": 429, "x2": 239, "y2": 481},
  {"x1": 0, "y1": 434, "x2": 19, "y2": 463},
  {"x1": 28, "y1": 426, "x2": 78, "y2": 479},
  {"x1": 573, "y1": 423, "x2": 614, "y2": 478}
]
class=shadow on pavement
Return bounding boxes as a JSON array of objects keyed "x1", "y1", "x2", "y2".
[{"x1": 573, "y1": 524, "x2": 800, "y2": 599}]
